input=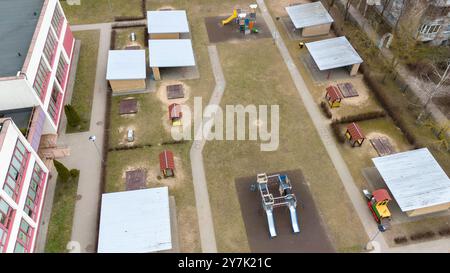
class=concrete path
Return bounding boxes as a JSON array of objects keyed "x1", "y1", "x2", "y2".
[
  {"x1": 257, "y1": 0, "x2": 389, "y2": 251},
  {"x1": 189, "y1": 45, "x2": 226, "y2": 253},
  {"x1": 58, "y1": 23, "x2": 111, "y2": 253}
]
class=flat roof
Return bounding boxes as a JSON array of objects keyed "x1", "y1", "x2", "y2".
[
  {"x1": 147, "y1": 10, "x2": 189, "y2": 34},
  {"x1": 305, "y1": 36, "x2": 363, "y2": 71},
  {"x1": 0, "y1": 0, "x2": 45, "y2": 77},
  {"x1": 106, "y1": 50, "x2": 146, "y2": 80},
  {"x1": 372, "y1": 148, "x2": 450, "y2": 212},
  {"x1": 98, "y1": 187, "x2": 172, "y2": 253},
  {"x1": 148, "y1": 39, "x2": 196, "y2": 68},
  {"x1": 285, "y1": 2, "x2": 334, "y2": 29}
]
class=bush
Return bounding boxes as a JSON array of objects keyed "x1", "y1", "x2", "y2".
[
  {"x1": 113, "y1": 16, "x2": 145, "y2": 22},
  {"x1": 331, "y1": 122, "x2": 345, "y2": 143},
  {"x1": 335, "y1": 111, "x2": 386, "y2": 124},
  {"x1": 410, "y1": 231, "x2": 435, "y2": 241},
  {"x1": 394, "y1": 236, "x2": 408, "y2": 244},
  {"x1": 438, "y1": 228, "x2": 450, "y2": 237},
  {"x1": 69, "y1": 169, "x2": 80, "y2": 179},
  {"x1": 110, "y1": 30, "x2": 116, "y2": 50},
  {"x1": 54, "y1": 160, "x2": 70, "y2": 183},
  {"x1": 64, "y1": 104, "x2": 82, "y2": 128},
  {"x1": 320, "y1": 101, "x2": 333, "y2": 119}
]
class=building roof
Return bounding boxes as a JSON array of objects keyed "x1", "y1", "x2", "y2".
[
  {"x1": 147, "y1": 10, "x2": 189, "y2": 34},
  {"x1": 372, "y1": 148, "x2": 450, "y2": 212},
  {"x1": 305, "y1": 36, "x2": 363, "y2": 71},
  {"x1": 148, "y1": 39, "x2": 196, "y2": 68},
  {"x1": 373, "y1": 189, "x2": 392, "y2": 202},
  {"x1": 106, "y1": 50, "x2": 146, "y2": 80},
  {"x1": 98, "y1": 187, "x2": 172, "y2": 253},
  {"x1": 285, "y1": 2, "x2": 334, "y2": 29},
  {"x1": 159, "y1": 150, "x2": 175, "y2": 171},
  {"x1": 0, "y1": 0, "x2": 45, "y2": 77},
  {"x1": 346, "y1": 122, "x2": 365, "y2": 140},
  {"x1": 326, "y1": 86, "x2": 343, "y2": 101}
]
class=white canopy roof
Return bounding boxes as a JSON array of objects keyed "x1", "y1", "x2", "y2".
[
  {"x1": 147, "y1": 10, "x2": 189, "y2": 34},
  {"x1": 285, "y1": 2, "x2": 334, "y2": 29},
  {"x1": 106, "y1": 50, "x2": 146, "y2": 80},
  {"x1": 148, "y1": 39, "x2": 196, "y2": 67},
  {"x1": 305, "y1": 36, "x2": 363, "y2": 71},
  {"x1": 372, "y1": 148, "x2": 450, "y2": 212},
  {"x1": 98, "y1": 187, "x2": 172, "y2": 253}
]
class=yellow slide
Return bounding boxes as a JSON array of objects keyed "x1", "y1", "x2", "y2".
[{"x1": 222, "y1": 9, "x2": 237, "y2": 25}]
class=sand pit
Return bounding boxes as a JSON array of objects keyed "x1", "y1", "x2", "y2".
[
  {"x1": 332, "y1": 78, "x2": 370, "y2": 107},
  {"x1": 367, "y1": 132, "x2": 398, "y2": 156},
  {"x1": 156, "y1": 81, "x2": 191, "y2": 106}
]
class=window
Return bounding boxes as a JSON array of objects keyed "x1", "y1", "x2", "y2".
[
  {"x1": 3, "y1": 140, "x2": 29, "y2": 201},
  {"x1": 55, "y1": 56, "x2": 68, "y2": 87},
  {"x1": 23, "y1": 163, "x2": 46, "y2": 220},
  {"x1": 43, "y1": 30, "x2": 58, "y2": 66},
  {"x1": 51, "y1": 5, "x2": 64, "y2": 36},
  {"x1": 47, "y1": 86, "x2": 63, "y2": 124},
  {"x1": 13, "y1": 219, "x2": 33, "y2": 253},
  {"x1": 33, "y1": 58, "x2": 51, "y2": 101},
  {"x1": 0, "y1": 198, "x2": 14, "y2": 253}
]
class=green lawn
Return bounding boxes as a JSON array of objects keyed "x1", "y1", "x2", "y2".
[
  {"x1": 113, "y1": 27, "x2": 146, "y2": 50},
  {"x1": 45, "y1": 175, "x2": 79, "y2": 253},
  {"x1": 66, "y1": 30, "x2": 100, "y2": 133},
  {"x1": 61, "y1": 0, "x2": 143, "y2": 25}
]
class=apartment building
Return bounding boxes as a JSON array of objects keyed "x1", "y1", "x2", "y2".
[
  {"x1": 375, "y1": 0, "x2": 450, "y2": 46},
  {"x1": 0, "y1": 0, "x2": 75, "y2": 152},
  {"x1": 0, "y1": 118, "x2": 49, "y2": 253}
]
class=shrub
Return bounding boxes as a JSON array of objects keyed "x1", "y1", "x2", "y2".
[
  {"x1": 331, "y1": 122, "x2": 345, "y2": 143},
  {"x1": 320, "y1": 101, "x2": 333, "y2": 119},
  {"x1": 394, "y1": 236, "x2": 408, "y2": 244},
  {"x1": 110, "y1": 30, "x2": 116, "y2": 50},
  {"x1": 410, "y1": 231, "x2": 435, "y2": 241},
  {"x1": 438, "y1": 228, "x2": 450, "y2": 237},
  {"x1": 335, "y1": 111, "x2": 386, "y2": 124},
  {"x1": 64, "y1": 104, "x2": 82, "y2": 128},
  {"x1": 69, "y1": 169, "x2": 80, "y2": 179},
  {"x1": 54, "y1": 160, "x2": 70, "y2": 183}
]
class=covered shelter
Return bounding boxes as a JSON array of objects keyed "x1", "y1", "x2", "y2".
[
  {"x1": 147, "y1": 10, "x2": 189, "y2": 39},
  {"x1": 325, "y1": 85, "x2": 343, "y2": 108},
  {"x1": 285, "y1": 2, "x2": 334, "y2": 37},
  {"x1": 372, "y1": 148, "x2": 450, "y2": 217},
  {"x1": 345, "y1": 122, "x2": 365, "y2": 147},
  {"x1": 106, "y1": 50, "x2": 146, "y2": 94},
  {"x1": 148, "y1": 39, "x2": 196, "y2": 80},
  {"x1": 168, "y1": 103, "x2": 182, "y2": 126},
  {"x1": 305, "y1": 36, "x2": 363, "y2": 76},
  {"x1": 159, "y1": 150, "x2": 175, "y2": 178},
  {"x1": 97, "y1": 187, "x2": 172, "y2": 253}
]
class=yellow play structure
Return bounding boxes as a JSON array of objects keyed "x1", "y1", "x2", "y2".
[{"x1": 222, "y1": 9, "x2": 237, "y2": 25}]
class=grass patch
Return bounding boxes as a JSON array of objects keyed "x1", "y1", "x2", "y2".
[
  {"x1": 61, "y1": 0, "x2": 143, "y2": 25},
  {"x1": 66, "y1": 30, "x2": 100, "y2": 133},
  {"x1": 113, "y1": 27, "x2": 146, "y2": 50},
  {"x1": 45, "y1": 175, "x2": 79, "y2": 253}
]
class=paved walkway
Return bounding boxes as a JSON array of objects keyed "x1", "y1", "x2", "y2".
[
  {"x1": 189, "y1": 45, "x2": 225, "y2": 253},
  {"x1": 257, "y1": 0, "x2": 389, "y2": 251},
  {"x1": 58, "y1": 23, "x2": 111, "y2": 253}
]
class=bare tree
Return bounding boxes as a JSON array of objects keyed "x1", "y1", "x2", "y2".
[
  {"x1": 380, "y1": 0, "x2": 393, "y2": 17},
  {"x1": 416, "y1": 59, "x2": 450, "y2": 122},
  {"x1": 344, "y1": 0, "x2": 355, "y2": 21}
]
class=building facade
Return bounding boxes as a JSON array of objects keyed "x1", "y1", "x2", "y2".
[
  {"x1": 0, "y1": 0, "x2": 75, "y2": 137},
  {"x1": 0, "y1": 118, "x2": 49, "y2": 253},
  {"x1": 0, "y1": 0, "x2": 75, "y2": 253},
  {"x1": 375, "y1": 0, "x2": 450, "y2": 46}
]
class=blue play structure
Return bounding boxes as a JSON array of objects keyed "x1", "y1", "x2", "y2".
[{"x1": 255, "y1": 173, "x2": 300, "y2": 238}]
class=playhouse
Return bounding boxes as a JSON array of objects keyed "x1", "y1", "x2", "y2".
[
  {"x1": 159, "y1": 150, "x2": 175, "y2": 178},
  {"x1": 222, "y1": 4, "x2": 259, "y2": 35},
  {"x1": 168, "y1": 103, "x2": 182, "y2": 126},
  {"x1": 325, "y1": 86, "x2": 343, "y2": 108},
  {"x1": 345, "y1": 122, "x2": 365, "y2": 147}
]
